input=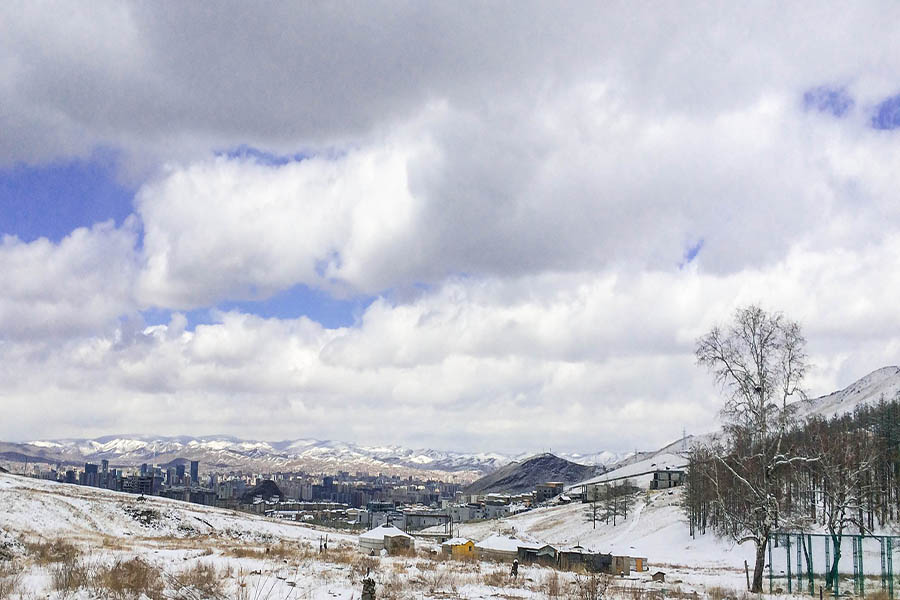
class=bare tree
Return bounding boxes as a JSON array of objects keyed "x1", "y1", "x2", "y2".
[
  {"x1": 802, "y1": 419, "x2": 879, "y2": 589},
  {"x1": 695, "y1": 305, "x2": 810, "y2": 592}
]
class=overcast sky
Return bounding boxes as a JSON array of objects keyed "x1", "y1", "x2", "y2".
[{"x1": 2, "y1": 2, "x2": 900, "y2": 453}]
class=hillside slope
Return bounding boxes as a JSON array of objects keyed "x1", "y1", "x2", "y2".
[
  {"x1": 463, "y1": 453, "x2": 597, "y2": 494},
  {"x1": 796, "y1": 365, "x2": 900, "y2": 421},
  {"x1": 0, "y1": 472, "x2": 346, "y2": 546}
]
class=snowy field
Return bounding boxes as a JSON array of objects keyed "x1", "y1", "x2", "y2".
[{"x1": 2, "y1": 472, "x2": 892, "y2": 599}]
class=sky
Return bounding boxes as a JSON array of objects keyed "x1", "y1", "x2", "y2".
[{"x1": 3, "y1": 2, "x2": 900, "y2": 454}]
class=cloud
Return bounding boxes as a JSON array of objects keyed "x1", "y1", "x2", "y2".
[
  {"x1": 4, "y1": 3, "x2": 900, "y2": 452},
  {"x1": 4, "y1": 3, "x2": 900, "y2": 168},
  {"x1": 0, "y1": 220, "x2": 139, "y2": 340},
  {"x1": 6, "y1": 235, "x2": 900, "y2": 451}
]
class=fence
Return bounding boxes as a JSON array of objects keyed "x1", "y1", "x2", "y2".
[{"x1": 769, "y1": 532, "x2": 900, "y2": 597}]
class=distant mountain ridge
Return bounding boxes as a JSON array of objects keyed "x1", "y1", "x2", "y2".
[
  {"x1": 795, "y1": 365, "x2": 900, "y2": 421},
  {"x1": 0, "y1": 435, "x2": 621, "y2": 482},
  {"x1": 463, "y1": 453, "x2": 599, "y2": 494}
]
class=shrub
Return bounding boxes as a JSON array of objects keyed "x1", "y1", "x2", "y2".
[
  {"x1": 0, "y1": 560, "x2": 23, "y2": 598},
  {"x1": 94, "y1": 557, "x2": 165, "y2": 600},
  {"x1": 572, "y1": 572, "x2": 610, "y2": 600},
  {"x1": 482, "y1": 568, "x2": 508, "y2": 587},
  {"x1": 169, "y1": 561, "x2": 224, "y2": 600},
  {"x1": 25, "y1": 537, "x2": 79, "y2": 564},
  {"x1": 545, "y1": 570, "x2": 561, "y2": 598},
  {"x1": 50, "y1": 557, "x2": 92, "y2": 597}
]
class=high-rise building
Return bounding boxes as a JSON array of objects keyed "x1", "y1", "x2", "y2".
[
  {"x1": 140, "y1": 463, "x2": 148, "y2": 476},
  {"x1": 190, "y1": 460, "x2": 199, "y2": 485},
  {"x1": 84, "y1": 463, "x2": 99, "y2": 487},
  {"x1": 101, "y1": 459, "x2": 109, "y2": 473},
  {"x1": 176, "y1": 464, "x2": 186, "y2": 484}
]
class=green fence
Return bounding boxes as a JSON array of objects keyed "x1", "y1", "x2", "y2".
[{"x1": 768, "y1": 532, "x2": 899, "y2": 597}]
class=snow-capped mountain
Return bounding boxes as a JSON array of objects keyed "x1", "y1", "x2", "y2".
[
  {"x1": 795, "y1": 365, "x2": 900, "y2": 421},
  {"x1": 0, "y1": 435, "x2": 522, "y2": 480},
  {"x1": 0, "y1": 434, "x2": 624, "y2": 482}
]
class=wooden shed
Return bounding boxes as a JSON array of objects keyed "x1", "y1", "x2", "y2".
[
  {"x1": 441, "y1": 537, "x2": 475, "y2": 557},
  {"x1": 517, "y1": 543, "x2": 558, "y2": 567},
  {"x1": 557, "y1": 546, "x2": 613, "y2": 573}
]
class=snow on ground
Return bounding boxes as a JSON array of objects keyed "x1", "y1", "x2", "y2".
[
  {"x1": 0, "y1": 473, "x2": 344, "y2": 545},
  {"x1": 4, "y1": 473, "x2": 895, "y2": 599},
  {"x1": 438, "y1": 488, "x2": 746, "y2": 571},
  {"x1": 570, "y1": 452, "x2": 688, "y2": 489}
]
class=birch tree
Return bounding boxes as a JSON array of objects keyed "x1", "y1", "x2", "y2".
[{"x1": 695, "y1": 305, "x2": 809, "y2": 592}]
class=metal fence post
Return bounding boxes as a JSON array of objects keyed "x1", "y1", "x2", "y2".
[
  {"x1": 809, "y1": 534, "x2": 815, "y2": 595},
  {"x1": 769, "y1": 536, "x2": 774, "y2": 594},
  {"x1": 859, "y1": 535, "x2": 865, "y2": 597},
  {"x1": 788, "y1": 535, "x2": 793, "y2": 594}
]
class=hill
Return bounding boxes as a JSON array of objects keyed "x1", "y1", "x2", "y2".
[
  {"x1": 795, "y1": 365, "x2": 900, "y2": 420},
  {"x1": 463, "y1": 453, "x2": 597, "y2": 494}
]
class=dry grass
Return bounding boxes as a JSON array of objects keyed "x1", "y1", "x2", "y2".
[
  {"x1": 571, "y1": 572, "x2": 610, "y2": 600},
  {"x1": 702, "y1": 585, "x2": 757, "y2": 600},
  {"x1": 352, "y1": 554, "x2": 379, "y2": 578},
  {"x1": 0, "y1": 560, "x2": 24, "y2": 598},
  {"x1": 50, "y1": 557, "x2": 92, "y2": 597},
  {"x1": 24, "y1": 537, "x2": 80, "y2": 564},
  {"x1": 225, "y1": 541, "x2": 311, "y2": 561},
  {"x1": 168, "y1": 561, "x2": 225, "y2": 600},
  {"x1": 94, "y1": 557, "x2": 165, "y2": 600},
  {"x1": 545, "y1": 570, "x2": 562, "y2": 598},
  {"x1": 379, "y1": 570, "x2": 415, "y2": 600},
  {"x1": 482, "y1": 567, "x2": 511, "y2": 587}
]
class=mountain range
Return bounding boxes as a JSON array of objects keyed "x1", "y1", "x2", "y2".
[
  {"x1": 0, "y1": 434, "x2": 623, "y2": 482},
  {"x1": 2, "y1": 365, "x2": 898, "y2": 482}
]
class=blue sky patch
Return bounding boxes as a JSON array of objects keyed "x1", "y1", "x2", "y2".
[
  {"x1": 0, "y1": 150, "x2": 135, "y2": 242},
  {"x1": 219, "y1": 144, "x2": 310, "y2": 166},
  {"x1": 871, "y1": 94, "x2": 900, "y2": 130},
  {"x1": 219, "y1": 284, "x2": 372, "y2": 328},
  {"x1": 802, "y1": 86, "x2": 854, "y2": 117},
  {"x1": 142, "y1": 284, "x2": 374, "y2": 331},
  {"x1": 679, "y1": 239, "x2": 704, "y2": 268}
]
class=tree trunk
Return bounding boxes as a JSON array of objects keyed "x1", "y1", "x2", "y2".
[
  {"x1": 826, "y1": 533, "x2": 841, "y2": 589},
  {"x1": 751, "y1": 538, "x2": 767, "y2": 593}
]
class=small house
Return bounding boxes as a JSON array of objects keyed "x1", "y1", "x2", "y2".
[
  {"x1": 475, "y1": 534, "x2": 531, "y2": 562},
  {"x1": 358, "y1": 524, "x2": 414, "y2": 555},
  {"x1": 441, "y1": 537, "x2": 475, "y2": 557},
  {"x1": 557, "y1": 546, "x2": 613, "y2": 573},
  {"x1": 652, "y1": 571, "x2": 665, "y2": 583},
  {"x1": 518, "y1": 543, "x2": 558, "y2": 567}
]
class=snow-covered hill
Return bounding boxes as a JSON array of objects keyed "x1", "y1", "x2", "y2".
[
  {"x1": 570, "y1": 365, "x2": 900, "y2": 490},
  {"x1": 0, "y1": 472, "x2": 338, "y2": 546},
  {"x1": 795, "y1": 365, "x2": 900, "y2": 421}
]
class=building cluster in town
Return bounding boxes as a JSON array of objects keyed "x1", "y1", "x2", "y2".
[
  {"x1": 16, "y1": 458, "x2": 688, "y2": 579},
  {"x1": 21, "y1": 459, "x2": 684, "y2": 531}
]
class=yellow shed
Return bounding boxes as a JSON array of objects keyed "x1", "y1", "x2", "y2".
[{"x1": 441, "y1": 537, "x2": 475, "y2": 557}]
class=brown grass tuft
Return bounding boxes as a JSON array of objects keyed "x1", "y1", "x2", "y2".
[
  {"x1": 24, "y1": 537, "x2": 80, "y2": 564},
  {"x1": 0, "y1": 560, "x2": 24, "y2": 598},
  {"x1": 168, "y1": 561, "x2": 224, "y2": 600},
  {"x1": 94, "y1": 557, "x2": 165, "y2": 600}
]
